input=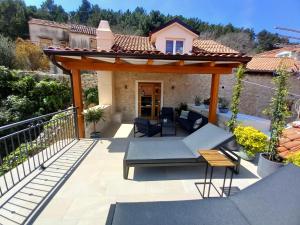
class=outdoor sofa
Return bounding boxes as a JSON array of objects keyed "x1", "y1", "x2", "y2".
[
  {"x1": 124, "y1": 123, "x2": 237, "y2": 179},
  {"x1": 177, "y1": 110, "x2": 208, "y2": 133},
  {"x1": 108, "y1": 164, "x2": 300, "y2": 225}
]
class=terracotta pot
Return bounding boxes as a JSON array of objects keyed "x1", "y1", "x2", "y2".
[{"x1": 257, "y1": 153, "x2": 284, "y2": 178}]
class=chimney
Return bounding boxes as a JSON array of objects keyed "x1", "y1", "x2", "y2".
[{"x1": 96, "y1": 20, "x2": 114, "y2": 51}]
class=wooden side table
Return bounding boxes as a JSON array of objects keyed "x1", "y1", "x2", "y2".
[{"x1": 197, "y1": 150, "x2": 236, "y2": 198}]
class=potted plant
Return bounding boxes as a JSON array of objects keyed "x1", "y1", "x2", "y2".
[
  {"x1": 234, "y1": 126, "x2": 268, "y2": 161},
  {"x1": 194, "y1": 96, "x2": 201, "y2": 106},
  {"x1": 286, "y1": 152, "x2": 300, "y2": 167},
  {"x1": 175, "y1": 102, "x2": 188, "y2": 117},
  {"x1": 84, "y1": 107, "x2": 105, "y2": 138},
  {"x1": 225, "y1": 66, "x2": 245, "y2": 151},
  {"x1": 257, "y1": 67, "x2": 291, "y2": 178},
  {"x1": 203, "y1": 98, "x2": 210, "y2": 109},
  {"x1": 218, "y1": 97, "x2": 230, "y2": 113}
]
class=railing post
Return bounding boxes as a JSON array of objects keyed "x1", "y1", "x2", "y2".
[{"x1": 73, "y1": 107, "x2": 79, "y2": 139}]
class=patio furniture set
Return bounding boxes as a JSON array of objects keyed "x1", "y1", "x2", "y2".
[{"x1": 133, "y1": 107, "x2": 208, "y2": 137}]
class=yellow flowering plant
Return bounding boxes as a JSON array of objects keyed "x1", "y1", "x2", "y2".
[
  {"x1": 286, "y1": 152, "x2": 300, "y2": 167},
  {"x1": 234, "y1": 126, "x2": 268, "y2": 157}
]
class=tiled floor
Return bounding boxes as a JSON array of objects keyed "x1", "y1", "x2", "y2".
[{"x1": 0, "y1": 123, "x2": 261, "y2": 225}]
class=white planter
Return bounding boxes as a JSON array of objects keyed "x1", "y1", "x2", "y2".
[{"x1": 257, "y1": 153, "x2": 284, "y2": 178}]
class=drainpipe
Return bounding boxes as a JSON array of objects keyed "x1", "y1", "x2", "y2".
[{"x1": 48, "y1": 55, "x2": 79, "y2": 139}]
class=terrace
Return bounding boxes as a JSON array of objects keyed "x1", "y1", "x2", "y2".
[{"x1": 0, "y1": 116, "x2": 260, "y2": 225}]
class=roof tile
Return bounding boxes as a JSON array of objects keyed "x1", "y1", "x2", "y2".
[{"x1": 246, "y1": 57, "x2": 298, "y2": 72}]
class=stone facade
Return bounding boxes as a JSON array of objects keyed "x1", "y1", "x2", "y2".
[{"x1": 113, "y1": 71, "x2": 300, "y2": 122}]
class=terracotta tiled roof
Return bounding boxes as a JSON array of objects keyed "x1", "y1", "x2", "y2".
[
  {"x1": 193, "y1": 39, "x2": 239, "y2": 54},
  {"x1": 278, "y1": 127, "x2": 300, "y2": 159},
  {"x1": 113, "y1": 34, "x2": 157, "y2": 52},
  {"x1": 256, "y1": 45, "x2": 300, "y2": 57},
  {"x1": 246, "y1": 57, "x2": 298, "y2": 73},
  {"x1": 70, "y1": 24, "x2": 96, "y2": 35},
  {"x1": 28, "y1": 18, "x2": 69, "y2": 29}
]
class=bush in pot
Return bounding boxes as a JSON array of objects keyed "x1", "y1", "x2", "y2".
[
  {"x1": 203, "y1": 98, "x2": 210, "y2": 108},
  {"x1": 258, "y1": 67, "x2": 291, "y2": 177},
  {"x1": 194, "y1": 96, "x2": 201, "y2": 106},
  {"x1": 218, "y1": 97, "x2": 230, "y2": 113},
  {"x1": 84, "y1": 107, "x2": 105, "y2": 138},
  {"x1": 234, "y1": 126, "x2": 268, "y2": 161}
]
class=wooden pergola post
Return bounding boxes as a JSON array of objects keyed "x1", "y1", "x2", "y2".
[
  {"x1": 71, "y1": 69, "x2": 85, "y2": 138},
  {"x1": 208, "y1": 73, "x2": 220, "y2": 124}
]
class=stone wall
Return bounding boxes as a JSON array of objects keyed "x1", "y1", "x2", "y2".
[{"x1": 114, "y1": 71, "x2": 300, "y2": 122}]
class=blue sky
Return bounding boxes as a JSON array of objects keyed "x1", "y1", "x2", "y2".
[{"x1": 24, "y1": 0, "x2": 300, "y2": 36}]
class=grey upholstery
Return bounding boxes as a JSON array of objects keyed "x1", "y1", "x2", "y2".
[
  {"x1": 230, "y1": 163, "x2": 300, "y2": 225},
  {"x1": 183, "y1": 123, "x2": 233, "y2": 157},
  {"x1": 111, "y1": 199, "x2": 250, "y2": 225},
  {"x1": 126, "y1": 140, "x2": 195, "y2": 160},
  {"x1": 109, "y1": 164, "x2": 300, "y2": 225}
]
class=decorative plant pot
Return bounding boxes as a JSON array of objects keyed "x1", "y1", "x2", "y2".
[
  {"x1": 257, "y1": 153, "x2": 284, "y2": 178},
  {"x1": 236, "y1": 148, "x2": 255, "y2": 161},
  {"x1": 219, "y1": 108, "x2": 229, "y2": 113},
  {"x1": 90, "y1": 132, "x2": 101, "y2": 139},
  {"x1": 223, "y1": 139, "x2": 240, "y2": 151}
]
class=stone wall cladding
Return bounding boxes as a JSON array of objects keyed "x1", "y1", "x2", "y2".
[{"x1": 114, "y1": 71, "x2": 300, "y2": 122}]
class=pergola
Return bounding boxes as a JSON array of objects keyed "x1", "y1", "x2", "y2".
[{"x1": 44, "y1": 47, "x2": 251, "y2": 138}]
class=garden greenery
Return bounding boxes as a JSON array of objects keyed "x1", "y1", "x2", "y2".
[
  {"x1": 265, "y1": 67, "x2": 291, "y2": 161},
  {"x1": 286, "y1": 152, "x2": 300, "y2": 167},
  {"x1": 227, "y1": 65, "x2": 245, "y2": 132},
  {"x1": 84, "y1": 107, "x2": 105, "y2": 133},
  {"x1": 234, "y1": 126, "x2": 268, "y2": 157},
  {"x1": 84, "y1": 87, "x2": 99, "y2": 107}
]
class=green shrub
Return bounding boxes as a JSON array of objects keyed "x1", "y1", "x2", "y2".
[
  {"x1": 234, "y1": 125, "x2": 268, "y2": 157},
  {"x1": 84, "y1": 87, "x2": 99, "y2": 107},
  {"x1": 0, "y1": 66, "x2": 17, "y2": 99},
  {"x1": 286, "y1": 152, "x2": 300, "y2": 167},
  {"x1": 84, "y1": 107, "x2": 105, "y2": 133},
  {"x1": 0, "y1": 34, "x2": 15, "y2": 69}
]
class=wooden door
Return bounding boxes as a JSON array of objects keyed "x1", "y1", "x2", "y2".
[{"x1": 138, "y1": 82, "x2": 161, "y2": 120}]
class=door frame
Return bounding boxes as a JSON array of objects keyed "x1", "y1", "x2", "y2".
[{"x1": 135, "y1": 80, "x2": 164, "y2": 118}]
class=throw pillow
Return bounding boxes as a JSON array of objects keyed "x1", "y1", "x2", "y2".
[
  {"x1": 179, "y1": 110, "x2": 189, "y2": 119},
  {"x1": 193, "y1": 118, "x2": 203, "y2": 129}
]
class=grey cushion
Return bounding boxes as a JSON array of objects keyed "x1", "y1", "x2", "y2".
[
  {"x1": 126, "y1": 140, "x2": 195, "y2": 160},
  {"x1": 230, "y1": 164, "x2": 300, "y2": 225},
  {"x1": 183, "y1": 123, "x2": 233, "y2": 157},
  {"x1": 111, "y1": 199, "x2": 250, "y2": 225}
]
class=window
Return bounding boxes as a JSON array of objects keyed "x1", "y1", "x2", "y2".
[
  {"x1": 166, "y1": 40, "x2": 174, "y2": 54},
  {"x1": 90, "y1": 38, "x2": 97, "y2": 49},
  {"x1": 165, "y1": 40, "x2": 184, "y2": 54}
]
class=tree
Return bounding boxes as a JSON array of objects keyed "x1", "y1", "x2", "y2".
[
  {"x1": 0, "y1": 35, "x2": 16, "y2": 69},
  {"x1": 0, "y1": 0, "x2": 28, "y2": 38},
  {"x1": 217, "y1": 32, "x2": 255, "y2": 54},
  {"x1": 38, "y1": 0, "x2": 68, "y2": 22},
  {"x1": 76, "y1": 0, "x2": 92, "y2": 24},
  {"x1": 256, "y1": 30, "x2": 289, "y2": 52},
  {"x1": 15, "y1": 38, "x2": 49, "y2": 71}
]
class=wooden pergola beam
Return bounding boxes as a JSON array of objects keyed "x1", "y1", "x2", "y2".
[{"x1": 208, "y1": 73, "x2": 221, "y2": 124}]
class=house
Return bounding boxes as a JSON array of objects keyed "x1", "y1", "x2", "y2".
[{"x1": 36, "y1": 18, "x2": 250, "y2": 137}]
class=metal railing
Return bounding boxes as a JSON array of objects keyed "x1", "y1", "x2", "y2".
[{"x1": 0, "y1": 107, "x2": 78, "y2": 197}]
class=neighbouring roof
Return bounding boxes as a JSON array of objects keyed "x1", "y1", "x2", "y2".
[
  {"x1": 150, "y1": 18, "x2": 200, "y2": 36},
  {"x1": 278, "y1": 127, "x2": 300, "y2": 159},
  {"x1": 246, "y1": 57, "x2": 299, "y2": 73},
  {"x1": 256, "y1": 45, "x2": 300, "y2": 57},
  {"x1": 193, "y1": 39, "x2": 239, "y2": 54}
]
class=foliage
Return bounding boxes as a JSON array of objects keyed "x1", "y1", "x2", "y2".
[
  {"x1": 84, "y1": 87, "x2": 99, "y2": 107},
  {"x1": 286, "y1": 152, "x2": 300, "y2": 167},
  {"x1": 256, "y1": 30, "x2": 289, "y2": 53},
  {"x1": 0, "y1": 67, "x2": 71, "y2": 127},
  {"x1": 15, "y1": 38, "x2": 49, "y2": 71},
  {"x1": 84, "y1": 107, "x2": 105, "y2": 133},
  {"x1": 219, "y1": 97, "x2": 230, "y2": 109},
  {"x1": 0, "y1": 34, "x2": 16, "y2": 69},
  {"x1": 234, "y1": 126, "x2": 268, "y2": 157},
  {"x1": 265, "y1": 67, "x2": 291, "y2": 161},
  {"x1": 0, "y1": 0, "x2": 28, "y2": 39},
  {"x1": 194, "y1": 96, "x2": 201, "y2": 105},
  {"x1": 227, "y1": 66, "x2": 245, "y2": 132},
  {"x1": 203, "y1": 98, "x2": 210, "y2": 105},
  {"x1": 175, "y1": 102, "x2": 188, "y2": 115}
]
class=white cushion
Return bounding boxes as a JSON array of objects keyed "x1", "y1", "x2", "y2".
[
  {"x1": 193, "y1": 118, "x2": 203, "y2": 129},
  {"x1": 179, "y1": 110, "x2": 189, "y2": 119}
]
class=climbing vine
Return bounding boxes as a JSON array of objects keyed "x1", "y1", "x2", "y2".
[
  {"x1": 227, "y1": 65, "x2": 245, "y2": 132},
  {"x1": 266, "y1": 67, "x2": 291, "y2": 161}
]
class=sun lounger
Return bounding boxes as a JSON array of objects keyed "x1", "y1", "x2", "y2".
[
  {"x1": 123, "y1": 123, "x2": 236, "y2": 179},
  {"x1": 108, "y1": 164, "x2": 300, "y2": 225}
]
